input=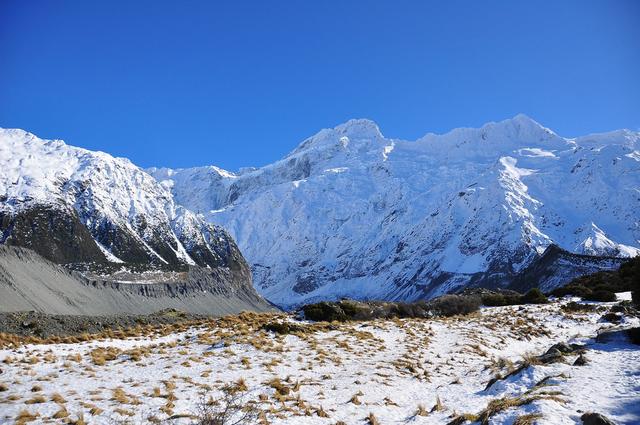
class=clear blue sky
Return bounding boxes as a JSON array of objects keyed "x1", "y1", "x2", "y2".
[{"x1": 1, "y1": 1, "x2": 638, "y2": 170}]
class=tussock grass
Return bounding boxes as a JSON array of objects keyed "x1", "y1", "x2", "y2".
[
  {"x1": 15, "y1": 409, "x2": 39, "y2": 424},
  {"x1": 51, "y1": 406, "x2": 69, "y2": 419},
  {"x1": 366, "y1": 412, "x2": 380, "y2": 425},
  {"x1": 513, "y1": 413, "x2": 543, "y2": 424},
  {"x1": 431, "y1": 395, "x2": 444, "y2": 412},
  {"x1": 268, "y1": 378, "x2": 290, "y2": 396},
  {"x1": 50, "y1": 392, "x2": 66, "y2": 403},
  {"x1": 24, "y1": 394, "x2": 47, "y2": 404}
]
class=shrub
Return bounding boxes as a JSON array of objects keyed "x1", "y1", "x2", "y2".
[
  {"x1": 550, "y1": 284, "x2": 593, "y2": 299},
  {"x1": 429, "y1": 295, "x2": 481, "y2": 317},
  {"x1": 584, "y1": 290, "x2": 617, "y2": 302},
  {"x1": 521, "y1": 288, "x2": 548, "y2": 304},
  {"x1": 261, "y1": 322, "x2": 304, "y2": 335},
  {"x1": 551, "y1": 256, "x2": 640, "y2": 302},
  {"x1": 561, "y1": 301, "x2": 596, "y2": 313},
  {"x1": 481, "y1": 293, "x2": 509, "y2": 307},
  {"x1": 481, "y1": 289, "x2": 546, "y2": 306},
  {"x1": 301, "y1": 295, "x2": 480, "y2": 322},
  {"x1": 302, "y1": 302, "x2": 347, "y2": 322}
]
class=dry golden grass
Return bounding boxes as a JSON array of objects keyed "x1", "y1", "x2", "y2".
[
  {"x1": 416, "y1": 403, "x2": 429, "y2": 416},
  {"x1": 51, "y1": 406, "x2": 69, "y2": 419},
  {"x1": 50, "y1": 392, "x2": 66, "y2": 403},
  {"x1": 431, "y1": 395, "x2": 444, "y2": 412},
  {"x1": 111, "y1": 387, "x2": 131, "y2": 404},
  {"x1": 15, "y1": 409, "x2": 39, "y2": 424},
  {"x1": 268, "y1": 377, "x2": 290, "y2": 396},
  {"x1": 24, "y1": 394, "x2": 47, "y2": 404},
  {"x1": 114, "y1": 407, "x2": 135, "y2": 417},
  {"x1": 349, "y1": 393, "x2": 361, "y2": 405},
  {"x1": 367, "y1": 412, "x2": 380, "y2": 425},
  {"x1": 89, "y1": 346, "x2": 122, "y2": 365},
  {"x1": 513, "y1": 413, "x2": 544, "y2": 425}
]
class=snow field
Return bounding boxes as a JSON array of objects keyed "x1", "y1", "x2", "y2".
[{"x1": 0, "y1": 298, "x2": 638, "y2": 424}]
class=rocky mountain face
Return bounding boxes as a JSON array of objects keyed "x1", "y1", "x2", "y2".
[
  {"x1": 0, "y1": 128, "x2": 271, "y2": 314},
  {"x1": 149, "y1": 115, "x2": 640, "y2": 308}
]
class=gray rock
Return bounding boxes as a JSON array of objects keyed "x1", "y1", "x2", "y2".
[
  {"x1": 573, "y1": 353, "x2": 588, "y2": 366},
  {"x1": 538, "y1": 348, "x2": 563, "y2": 364},
  {"x1": 548, "y1": 342, "x2": 574, "y2": 354},
  {"x1": 581, "y1": 412, "x2": 616, "y2": 425}
]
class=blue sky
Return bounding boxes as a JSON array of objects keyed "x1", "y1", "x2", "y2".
[{"x1": 1, "y1": 1, "x2": 638, "y2": 170}]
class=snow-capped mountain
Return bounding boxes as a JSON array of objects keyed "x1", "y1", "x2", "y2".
[
  {"x1": 149, "y1": 115, "x2": 640, "y2": 307},
  {"x1": 0, "y1": 128, "x2": 245, "y2": 274}
]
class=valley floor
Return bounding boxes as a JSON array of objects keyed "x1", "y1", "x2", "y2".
[{"x1": 0, "y1": 297, "x2": 638, "y2": 425}]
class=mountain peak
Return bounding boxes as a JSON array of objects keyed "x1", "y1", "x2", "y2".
[
  {"x1": 333, "y1": 119, "x2": 383, "y2": 139},
  {"x1": 490, "y1": 114, "x2": 554, "y2": 135}
]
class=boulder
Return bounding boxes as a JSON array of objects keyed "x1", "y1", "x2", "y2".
[{"x1": 581, "y1": 412, "x2": 616, "y2": 425}]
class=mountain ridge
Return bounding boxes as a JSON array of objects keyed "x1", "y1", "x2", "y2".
[
  {"x1": 0, "y1": 127, "x2": 273, "y2": 315},
  {"x1": 148, "y1": 115, "x2": 640, "y2": 307},
  {"x1": 2, "y1": 116, "x2": 638, "y2": 309}
]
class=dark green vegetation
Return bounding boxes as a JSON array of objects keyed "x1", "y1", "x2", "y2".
[
  {"x1": 481, "y1": 288, "x2": 548, "y2": 307},
  {"x1": 550, "y1": 256, "x2": 640, "y2": 304},
  {"x1": 301, "y1": 295, "x2": 481, "y2": 322}
]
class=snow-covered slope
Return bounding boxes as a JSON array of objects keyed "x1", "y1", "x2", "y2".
[
  {"x1": 149, "y1": 115, "x2": 640, "y2": 307},
  {"x1": 0, "y1": 128, "x2": 243, "y2": 272}
]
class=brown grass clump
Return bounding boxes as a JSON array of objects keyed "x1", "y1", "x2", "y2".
[
  {"x1": 67, "y1": 353, "x2": 82, "y2": 362},
  {"x1": 431, "y1": 395, "x2": 444, "y2": 412},
  {"x1": 111, "y1": 387, "x2": 131, "y2": 404},
  {"x1": 114, "y1": 407, "x2": 135, "y2": 417},
  {"x1": 67, "y1": 412, "x2": 87, "y2": 425},
  {"x1": 268, "y1": 377, "x2": 290, "y2": 396},
  {"x1": 88, "y1": 405, "x2": 104, "y2": 415},
  {"x1": 0, "y1": 382, "x2": 8, "y2": 391},
  {"x1": 513, "y1": 413, "x2": 543, "y2": 425},
  {"x1": 476, "y1": 394, "x2": 562, "y2": 424},
  {"x1": 367, "y1": 412, "x2": 380, "y2": 425},
  {"x1": 50, "y1": 392, "x2": 66, "y2": 403},
  {"x1": 349, "y1": 393, "x2": 362, "y2": 405},
  {"x1": 315, "y1": 405, "x2": 329, "y2": 417},
  {"x1": 15, "y1": 409, "x2": 39, "y2": 424},
  {"x1": 24, "y1": 394, "x2": 47, "y2": 404},
  {"x1": 89, "y1": 346, "x2": 122, "y2": 365},
  {"x1": 30, "y1": 384, "x2": 42, "y2": 392},
  {"x1": 234, "y1": 377, "x2": 248, "y2": 392},
  {"x1": 416, "y1": 404, "x2": 429, "y2": 416},
  {"x1": 52, "y1": 406, "x2": 69, "y2": 419}
]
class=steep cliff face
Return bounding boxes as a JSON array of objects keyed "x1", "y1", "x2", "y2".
[
  {"x1": 150, "y1": 116, "x2": 640, "y2": 307},
  {"x1": 0, "y1": 128, "x2": 272, "y2": 314},
  {"x1": 0, "y1": 128, "x2": 244, "y2": 270}
]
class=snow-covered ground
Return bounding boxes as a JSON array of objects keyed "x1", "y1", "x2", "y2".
[{"x1": 1, "y1": 297, "x2": 638, "y2": 424}]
